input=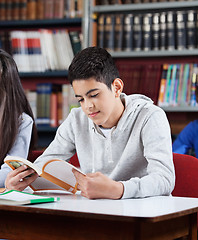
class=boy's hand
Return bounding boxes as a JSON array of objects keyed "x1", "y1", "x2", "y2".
[
  {"x1": 5, "y1": 165, "x2": 39, "y2": 191},
  {"x1": 72, "y1": 169, "x2": 124, "y2": 199}
]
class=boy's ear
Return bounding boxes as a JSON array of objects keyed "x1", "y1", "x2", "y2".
[{"x1": 112, "y1": 78, "x2": 124, "y2": 97}]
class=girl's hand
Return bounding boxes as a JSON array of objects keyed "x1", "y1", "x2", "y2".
[
  {"x1": 72, "y1": 169, "x2": 124, "y2": 199},
  {"x1": 5, "y1": 165, "x2": 38, "y2": 191}
]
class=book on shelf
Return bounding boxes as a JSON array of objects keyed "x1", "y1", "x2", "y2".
[
  {"x1": 176, "y1": 11, "x2": 187, "y2": 50},
  {"x1": 0, "y1": 0, "x2": 6, "y2": 21},
  {"x1": 114, "y1": 14, "x2": 124, "y2": 51},
  {"x1": 69, "y1": 31, "x2": 82, "y2": 55},
  {"x1": 27, "y1": 0, "x2": 37, "y2": 20},
  {"x1": 4, "y1": 155, "x2": 85, "y2": 194},
  {"x1": 104, "y1": 14, "x2": 115, "y2": 52},
  {"x1": 158, "y1": 64, "x2": 169, "y2": 107},
  {"x1": 20, "y1": 0, "x2": 28, "y2": 20},
  {"x1": 186, "y1": 10, "x2": 196, "y2": 50},
  {"x1": 36, "y1": 83, "x2": 62, "y2": 126},
  {"x1": 190, "y1": 66, "x2": 198, "y2": 107},
  {"x1": 12, "y1": 0, "x2": 20, "y2": 20},
  {"x1": 29, "y1": 83, "x2": 79, "y2": 127},
  {"x1": 166, "y1": 11, "x2": 176, "y2": 50},
  {"x1": 158, "y1": 63, "x2": 198, "y2": 107},
  {"x1": 6, "y1": 0, "x2": 12, "y2": 21},
  {"x1": 142, "y1": 13, "x2": 152, "y2": 51},
  {"x1": 36, "y1": 0, "x2": 44, "y2": 19},
  {"x1": 152, "y1": 13, "x2": 160, "y2": 51},
  {"x1": 122, "y1": 13, "x2": 133, "y2": 51},
  {"x1": 159, "y1": 12, "x2": 166, "y2": 50},
  {"x1": 133, "y1": 14, "x2": 142, "y2": 51},
  {"x1": 0, "y1": 190, "x2": 60, "y2": 205},
  {"x1": 54, "y1": 0, "x2": 64, "y2": 19},
  {"x1": 97, "y1": 14, "x2": 106, "y2": 48}
]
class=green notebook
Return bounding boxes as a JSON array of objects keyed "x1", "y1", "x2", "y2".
[{"x1": 0, "y1": 190, "x2": 60, "y2": 205}]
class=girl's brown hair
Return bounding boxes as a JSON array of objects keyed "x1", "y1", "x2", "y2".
[{"x1": 0, "y1": 49, "x2": 37, "y2": 164}]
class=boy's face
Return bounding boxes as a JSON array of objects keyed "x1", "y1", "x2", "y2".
[{"x1": 72, "y1": 78, "x2": 124, "y2": 128}]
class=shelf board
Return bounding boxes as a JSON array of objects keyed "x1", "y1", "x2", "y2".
[
  {"x1": 19, "y1": 70, "x2": 68, "y2": 78},
  {"x1": 92, "y1": 1, "x2": 198, "y2": 13},
  {"x1": 161, "y1": 106, "x2": 198, "y2": 112},
  {"x1": 0, "y1": 18, "x2": 82, "y2": 29},
  {"x1": 110, "y1": 49, "x2": 198, "y2": 58}
]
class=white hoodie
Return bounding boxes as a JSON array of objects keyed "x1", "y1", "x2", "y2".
[{"x1": 35, "y1": 93, "x2": 175, "y2": 199}]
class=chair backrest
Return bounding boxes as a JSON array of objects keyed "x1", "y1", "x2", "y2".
[
  {"x1": 28, "y1": 150, "x2": 80, "y2": 167},
  {"x1": 172, "y1": 153, "x2": 198, "y2": 198}
]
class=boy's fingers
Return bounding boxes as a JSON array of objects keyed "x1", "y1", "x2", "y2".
[{"x1": 9, "y1": 165, "x2": 28, "y2": 177}]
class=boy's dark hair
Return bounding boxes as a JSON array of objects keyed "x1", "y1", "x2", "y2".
[{"x1": 68, "y1": 47, "x2": 120, "y2": 89}]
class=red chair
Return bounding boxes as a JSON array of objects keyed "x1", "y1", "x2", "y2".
[
  {"x1": 172, "y1": 153, "x2": 198, "y2": 229},
  {"x1": 172, "y1": 153, "x2": 198, "y2": 198},
  {"x1": 28, "y1": 150, "x2": 80, "y2": 167}
]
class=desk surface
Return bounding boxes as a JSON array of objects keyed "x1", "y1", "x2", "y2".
[
  {"x1": 1, "y1": 193, "x2": 198, "y2": 222},
  {"x1": 1, "y1": 194, "x2": 198, "y2": 240}
]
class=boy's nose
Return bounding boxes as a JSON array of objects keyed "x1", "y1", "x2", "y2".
[{"x1": 85, "y1": 99, "x2": 94, "y2": 109}]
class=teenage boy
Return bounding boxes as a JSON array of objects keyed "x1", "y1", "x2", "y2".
[{"x1": 6, "y1": 47, "x2": 175, "y2": 199}]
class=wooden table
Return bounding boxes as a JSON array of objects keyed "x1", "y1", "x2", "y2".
[{"x1": 0, "y1": 193, "x2": 198, "y2": 240}]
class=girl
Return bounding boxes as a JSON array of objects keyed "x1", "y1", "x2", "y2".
[{"x1": 0, "y1": 49, "x2": 37, "y2": 189}]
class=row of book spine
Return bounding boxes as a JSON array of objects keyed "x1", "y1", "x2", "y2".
[
  {"x1": 158, "y1": 63, "x2": 198, "y2": 107},
  {"x1": 97, "y1": 9, "x2": 198, "y2": 52},
  {"x1": 95, "y1": 0, "x2": 193, "y2": 4},
  {"x1": 0, "y1": 29, "x2": 82, "y2": 72},
  {"x1": 0, "y1": 0, "x2": 83, "y2": 21},
  {"x1": 26, "y1": 83, "x2": 80, "y2": 127}
]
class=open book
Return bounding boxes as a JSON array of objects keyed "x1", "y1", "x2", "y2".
[
  {"x1": 4, "y1": 156, "x2": 85, "y2": 194},
  {"x1": 0, "y1": 190, "x2": 59, "y2": 205}
]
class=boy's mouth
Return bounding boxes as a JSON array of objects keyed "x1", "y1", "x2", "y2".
[{"x1": 89, "y1": 111, "x2": 100, "y2": 117}]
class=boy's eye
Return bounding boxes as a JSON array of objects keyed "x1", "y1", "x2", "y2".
[
  {"x1": 77, "y1": 98, "x2": 84, "y2": 103},
  {"x1": 90, "y1": 93, "x2": 99, "y2": 98}
]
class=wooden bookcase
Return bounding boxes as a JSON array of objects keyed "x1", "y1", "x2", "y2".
[
  {"x1": 0, "y1": 13, "x2": 84, "y2": 149},
  {"x1": 85, "y1": 0, "x2": 198, "y2": 137}
]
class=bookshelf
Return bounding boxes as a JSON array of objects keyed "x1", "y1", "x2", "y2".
[
  {"x1": 0, "y1": 1, "x2": 85, "y2": 149},
  {"x1": 85, "y1": 0, "x2": 198, "y2": 136}
]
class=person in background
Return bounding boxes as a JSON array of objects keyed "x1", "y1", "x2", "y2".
[
  {"x1": 172, "y1": 84, "x2": 198, "y2": 158},
  {"x1": 0, "y1": 49, "x2": 38, "y2": 190},
  {"x1": 5, "y1": 47, "x2": 175, "y2": 199}
]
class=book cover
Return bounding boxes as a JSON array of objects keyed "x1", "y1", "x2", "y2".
[
  {"x1": 0, "y1": 190, "x2": 59, "y2": 205},
  {"x1": 4, "y1": 155, "x2": 85, "y2": 194}
]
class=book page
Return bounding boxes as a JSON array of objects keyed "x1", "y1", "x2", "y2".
[
  {"x1": 41, "y1": 159, "x2": 85, "y2": 193},
  {"x1": 0, "y1": 190, "x2": 59, "y2": 205},
  {"x1": 4, "y1": 156, "x2": 42, "y2": 175}
]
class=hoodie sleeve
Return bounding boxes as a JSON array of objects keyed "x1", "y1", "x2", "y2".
[
  {"x1": 0, "y1": 113, "x2": 33, "y2": 188},
  {"x1": 121, "y1": 108, "x2": 175, "y2": 199},
  {"x1": 34, "y1": 112, "x2": 76, "y2": 168}
]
